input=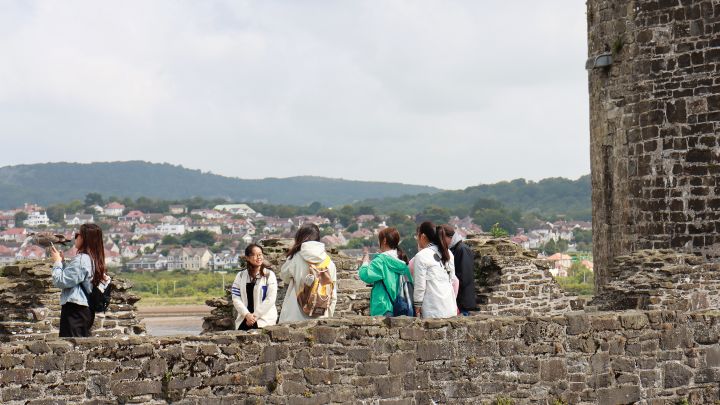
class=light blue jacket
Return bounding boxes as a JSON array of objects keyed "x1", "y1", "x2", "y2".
[{"x1": 52, "y1": 253, "x2": 93, "y2": 306}]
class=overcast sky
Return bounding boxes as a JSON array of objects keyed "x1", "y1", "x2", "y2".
[{"x1": 0, "y1": 1, "x2": 589, "y2": 190}]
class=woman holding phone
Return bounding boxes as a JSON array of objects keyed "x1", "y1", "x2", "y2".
[{"x1": 50, "y1": 224, "x2": 110, "y2": 338}]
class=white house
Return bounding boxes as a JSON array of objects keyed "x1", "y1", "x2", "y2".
[
  {"x1": 64, "y1": 213, "x2": 94, "y2": 225},
  {"x1": 190, "y1": 209, "x2": 225, "y2": 220},
  {"x1": 211, "y1": 251, "x2": 239, "y2": 270},
  {"x1": 187, "y1": 223, "x2": 222, "y2": 235},
  {"x1": 156, "y1": 223, "x2": 186, "y2": 235},
  {"x1": 103, "y1": 202, "x2": 125, "y2": 217},
  {"x1": 0, "y1": 228, "x2": 27, "y2": 242},
  {"x1": 126, "y1": 254, "x2": 168, "y2": 271},
  {"x1": 23, "y1": 212, "x2": 50, "y2": 227},
  {"x1": 214, "y1": 204, "x2": 256, "y2": 217},
  {"x1": 169, "y1": 205, "x2": 187, "y2": 215}
]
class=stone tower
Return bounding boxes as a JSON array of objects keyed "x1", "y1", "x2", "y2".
[{"x1": 587, "y1": 0, "x2": 720, "y2": 291}]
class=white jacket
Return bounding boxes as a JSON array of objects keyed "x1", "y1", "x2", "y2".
[
  {"x1": 231, "y1": 268, "x2": 278, "y2": 329},
  {"x1": 278, "y1": 241, "x2": 337, "y2": 324},
  {"x1": 412, "y1": 244, "x2": 457, "y2": 318}
]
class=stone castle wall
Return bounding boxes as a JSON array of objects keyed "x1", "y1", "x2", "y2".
[
  {"x1": 588, "y1": 0, "x2": 720, "y2": 290},
  {"x1": 203, "y1": 236, "x2": 581, "y2": 333},
  {"x1": 2, "y1": 310, "x2": 720, "y2": 404},
  {"x1": 0, "y1": 260, "x2": 145, "y2": 340}
]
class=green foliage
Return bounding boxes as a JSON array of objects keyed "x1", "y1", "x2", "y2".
[
  {"x1": 46, "y1": 205, "x2": 66, "y2": 223},
  {"x1": 84, "y1": 192, "x2": 104, "y2": 208},
  {"x1": 0, "y1": 161, "x2": 438, "y2": 208},
  {"x1": 556, "y1": 238, "x2": 569, "y2": 253},
  {"x1": 162, "y1": 235, "x2": 181, "y2": 245},
  {"x1": 344, "y1": 238, "x2": 374, "y2": 249},
  {"x1": 415, "y1": 206, "x2": 451, "y2": 225},
  {"x1": 357, "y1": 176, "x2": 591, "y2": 221},
  {"x1": 612, "y1": 35, "x2": 624, "y2": 55},
  {"x1": 543, "y1": 239, "x2": 558, "y2": 255},
  {"x1": 180, "y1": 231, "x2": 216, "y2": 247},
  {"x1": 489, "y1": 223, "x2": 509, "y2": 238},
  {"x1": 495, "y1": 397, "x2": 514, "y2": 405},
  {"x1": 122, "y1": 271, "x2": 227, "y2": 300},
  {"x1": 574, "y1": 228, "x2": 593, "y2": 252},
  {"x1": 14, "y1": 211, "x2": 27, "y2": 224},
  {"x1": 555, "y1": 262, "x2": 595, "y2": 296},
  {"x1": 471, "y1": 198, "x2": 521, "y2": 233}
]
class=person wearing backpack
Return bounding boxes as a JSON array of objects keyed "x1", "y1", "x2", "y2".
[
  {"x1": 50, "y1": 223, "x2": 111, "y2": 337},
  {"x1": 278, "y1": 223, "x2": 337, "y2": 324},
  {"x1": 412, "y1": 221, "x2": 457, "y2": 319},
  {"x1": 358, "y1": 228, "x2": 413, "y2": 317},
  {"x1": 231, "y1": 243, "x2": 278, "y2": 331}
]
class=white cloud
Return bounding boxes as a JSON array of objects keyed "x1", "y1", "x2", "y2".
[{"x1": 0, "y1": 0, "x2": 589, "y2": 189}]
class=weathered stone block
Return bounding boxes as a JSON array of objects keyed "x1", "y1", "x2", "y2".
[
  {"x1": 111, "y1": 380, "x2": 162, "y2": 397},
  {"x1": 416, "y1": 341, "x2": 451, "y2": 361},
  {"x1": 596, "y1": 385, "x2": 641, "y2": 405},
  {"x1": 663, "y1": 361, "x2": 694, "y2": 388}
]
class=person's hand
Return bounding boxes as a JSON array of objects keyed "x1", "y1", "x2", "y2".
[
  {"x1": 49, "y1": 246, "x2": 62, "y2": 263},
  {"x1": 414, "y1": 307, "x2": 422, "y2": 318},
  {"x1": 361, "y1": 247, "x2": 370, "y2": 263},
  {"x1": 244, "y1": 313, "x2": 256, "y2": 326}
]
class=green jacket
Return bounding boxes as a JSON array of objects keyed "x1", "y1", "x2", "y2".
[{"x1": 358, "y1": 253, "x2": 413, "y2": 316}]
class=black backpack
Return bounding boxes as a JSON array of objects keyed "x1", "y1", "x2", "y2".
[
  {"x1": 82, "y1": 282, "x2": 113, "y2": 313},
  {"x1": 80, "y1": 258, "x2": 113, "y2": 313}
]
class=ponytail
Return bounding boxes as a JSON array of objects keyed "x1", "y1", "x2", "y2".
[
  {"x1": 417, "y1": 221, "x2": 450, "y2": 265},
  {"x1": 396, "y1": 247, "x2": 409, "y2": 264},
  {"x1": 435, "y1": 225, "x2": 450, "y2": 265}
]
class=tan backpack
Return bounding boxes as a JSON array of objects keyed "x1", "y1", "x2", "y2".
[{"x1": 296, "y1": 257, "x2": 334, "y2": 317}]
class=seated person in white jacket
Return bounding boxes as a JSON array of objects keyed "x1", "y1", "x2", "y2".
[
  {"x1": 412, "y1": 221, "x2": 458, "y2": 319},
  {"x1": 232, "y1": 244, "x2": 278, "y2": 330}
]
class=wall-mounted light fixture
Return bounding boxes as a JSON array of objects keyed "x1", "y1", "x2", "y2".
[{"x1": 585, "y1": 52, "x2": 613, "y2": 70}]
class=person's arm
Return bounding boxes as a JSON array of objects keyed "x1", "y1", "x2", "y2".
[
  {"x1": 358, "y1": 259, "x2": 384, "y2": 284},
  {"x1": 231, "y1": 273, "x2": 249, "y2": 319},
  {"x1": 279, "y1": 258, "x2": 293, "y2": 284},
  {"x1": 253, "y1": 272, "x2": 278, "y2": 318},
  {"x1": 51, "y1": 254, "x2": 88, "y2": 289},
  {"x1": 328, "y1": 262, "x2": 338, "y2": 317},
  {"x1": 413, "y1": 255, "x2": 427, "y2": 312}
]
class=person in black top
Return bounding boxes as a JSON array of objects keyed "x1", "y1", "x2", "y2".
[{"x1": 441, "y1": 224, "x2": 477, "y2": 315}]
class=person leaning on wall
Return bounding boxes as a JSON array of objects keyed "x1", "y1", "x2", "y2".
[
  {"x1": 411, "y1": 221, "x2": 457, "y2": 319},
  {"x1": 278, "y1": 223, "x2": 337, "y2": 324},
  {"x1": 50, "y1": 223, "x2": 111, "y2": 338},
  {"x1": 440, "y1": 224, "x2": 477, "y2": 315},
  {"x1": 231, "y1": 243, "x2": 278, "y2": 331},
  {"x1": 357, "y1": 227, "x2": 413, "y2": 317}
]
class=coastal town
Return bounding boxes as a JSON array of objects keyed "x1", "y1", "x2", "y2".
[{"x1": 0, "y1": 200, "x2": 593, "y2": 277}]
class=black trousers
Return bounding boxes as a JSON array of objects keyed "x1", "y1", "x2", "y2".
[{"x1": 59, "y1": 302, "x2": 95, "y2": 338}]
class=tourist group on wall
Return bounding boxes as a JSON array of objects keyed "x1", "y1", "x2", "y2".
[{"x1": 50, "y1": 220, "x2": 477, "y2": 336}]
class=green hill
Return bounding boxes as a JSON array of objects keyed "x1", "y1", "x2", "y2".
[
  {"x1": 357, "y1": 176, "x2": 592, "y2": 220},
  {"x1": 0, "y1": 161, "x2": 440, "y2": 209}
]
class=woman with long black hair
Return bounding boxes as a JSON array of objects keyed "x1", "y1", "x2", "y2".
[
  {"x1": 50, "y1": 223, "x2": 110, "y2": 337},
  {"x1": 412, "y1": 221, "x2": 457, "y2": 318}
]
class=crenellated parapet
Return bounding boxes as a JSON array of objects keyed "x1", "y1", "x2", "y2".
[{"x1": 0, "y1": 260, "x2": 145, "y2": 340}]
